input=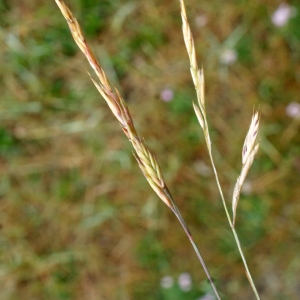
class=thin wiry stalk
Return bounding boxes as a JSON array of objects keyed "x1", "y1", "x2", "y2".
[
  {"x1": 179, "y1": 0, "x2": 261, "y2": 299},
  {"x1": 164, "y1": 188, "x2": 221, "y2": 299},
  {"x1": 54, "y1": 1, "x2": 221, "y2": 298}
]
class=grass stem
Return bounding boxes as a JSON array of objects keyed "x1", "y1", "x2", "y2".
[{"x1": 165, "y1": 188, "x2": 222, "y2": 300}]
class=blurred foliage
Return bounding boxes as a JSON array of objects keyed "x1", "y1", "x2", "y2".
[{"x1": 0, "y1": 0, "x2": 300, "y2": 299}]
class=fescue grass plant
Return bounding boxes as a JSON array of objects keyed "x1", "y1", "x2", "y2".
[
  {"x1": 54, "y1": 0, "x2": 262, "y2": 298},
  {"x1": 1, "y1": 0, "x2": 300, "y2": 299}
]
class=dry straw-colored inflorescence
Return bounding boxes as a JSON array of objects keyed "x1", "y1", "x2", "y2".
[
  {"x1": 55, "y1": 0, "x2": 261, "y2": 298},
  {"x1": 233, "y1": 111, "x2": 260, "y2": 225},
  {"x1": 54, "y1": 0, "x2": 221, "y2": 299},
  {"x1": 180, "y1": 0, "x2": 261, "y2": 299},
  {"x1": 54, "y1": 0, "x2": 172, "y2": 210}
]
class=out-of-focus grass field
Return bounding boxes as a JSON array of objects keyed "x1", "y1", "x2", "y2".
[{"x1": 0, "y1": 0, "x2": 300, "y2": 299}]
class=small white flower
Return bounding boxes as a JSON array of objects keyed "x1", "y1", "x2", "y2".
[
  {"x1": 195, "y1": 14, "x2": 208, "y2": 28},
  {"x1": 286, "y1": 102, "x2": 300, "y2": 119},
  {"x1": 194, "y1": 160, "x2": 211, "y2": 177},
  {"x1": 178, "y1": 272, "x2": 192, "y2": 292},
  {"x1": 196, "y1": 293, "x2": 216, "y2": 300},
  {"x1": 220, "y1": 48, "x2": 237, "y2": 65},
  {"x1": 160, "y1": 88, "x2": 174, "y2": 102},
  {"x1": 272, "y1": 4, "x2": 297, "y2": 27},
  {"x1": 160, "y1": 276, "x2": 174, "y2": 289},
  {"x1": 241, "y1": 180, "x2": 253, "y2": 195}
]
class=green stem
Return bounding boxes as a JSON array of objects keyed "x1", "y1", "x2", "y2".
[
  {"x1": 207, "y1": 145, "x2": 261, "y2": 300},
  {"x1": 164, "y1": 188, "x2": 222, "y2": 300}
]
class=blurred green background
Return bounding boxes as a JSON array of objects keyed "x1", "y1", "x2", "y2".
[{"x1": 0, "y1": 0, "x2": 300, "y2": 299}]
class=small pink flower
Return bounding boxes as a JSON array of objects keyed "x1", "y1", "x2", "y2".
[
  {"x1": 195, "y1": 14, "x2": 208, "y2": 28},
  {"x1": 178, "y1": 272, "x2": 192, "y2": 292},
  {"x1": 286, "y1": 102, "x2": 300, "y2": 119},
  {"x1": 197, "y1": 293, "x2": 216, "y2": 300},
  {"x1": 272, "y1": 4, "x2": 297, "y2": 27},
  {"x1": 160, "y1": 88, "x2": 174, "y2": 102},
  {"x1": 220, "y1": 49, "x2": 237, "y2": 65}
]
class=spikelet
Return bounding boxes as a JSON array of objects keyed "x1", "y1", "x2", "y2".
[
  {"x1": 54, "y1": 0, "x2": 175, "y2": 211},
  {"x1": 232, "y1": 111, "x2": 260, "y2": 226}
]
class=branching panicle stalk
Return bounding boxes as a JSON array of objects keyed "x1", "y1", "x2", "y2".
[{"x1": 179, "y1": 0, "x2": 261, "y2": 299}]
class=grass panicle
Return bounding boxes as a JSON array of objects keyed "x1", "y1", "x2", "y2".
[
  {"x1": 55, "y1": 0, "x2": 262, "y2": 298},
  {"x1": 54, "y1": 0, "x2": 221, "y2": 298},
  {"x1": 180, "y1": 0, "x2": 261, "y2": 299},
  {"x1": 233, "y1": 111, "x2": 260, "y2": 226}
]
